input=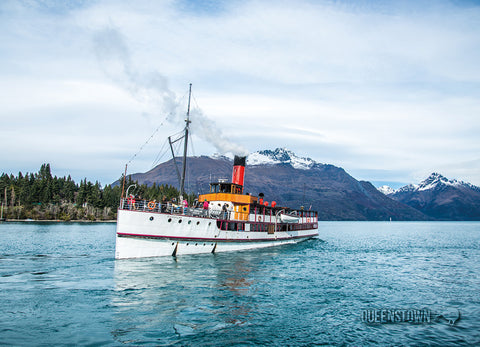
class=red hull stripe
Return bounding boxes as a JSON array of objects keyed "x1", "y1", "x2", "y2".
[{"x1": 117, "y1": 232, "x2": 318, "y2": 242}]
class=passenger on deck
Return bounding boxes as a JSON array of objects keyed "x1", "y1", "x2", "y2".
[
  {"x1": 128, "y1": 194, "x2": 135, "y2": 210},
  {"x1": 161, "y1": 196, "x2": 167, "y2": 212},
  {"x1": 203, "y1": 199, "x2": 209, "y2": 216},
  {"x1": 183, "y1": 199, "x2": 188, "y2": 214},
  {"x1": 222, "y1": 203, "x2": 228, "y2": 219}
]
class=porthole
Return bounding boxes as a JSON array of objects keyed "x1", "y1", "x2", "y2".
[
  {"x1": 195, "y1": 243, "x2": 198, "y2": 246},
  {"x1": 186, "y1": 243, "x2": 189, "y2": 246},
  {"x1": 178, "y1": 220, "x2": 182, "y2": 223},
  {"x1": 149, "y1": 216, "x2": 154, "y2": 221},
  {"x1": 171, "y1": 242, "x2": 175, "y2": 245},
  {"x1": 196, "y1": 221, "x2": 200, "y2": 225},
  {"x1": 208, "y1": 222, "x2": 211, "y2": 226},
  {"x1": 188, "y1": 220, "x2": 191, "y2": 224},
  {"x1": 168, "y1": 218, "x2": 172, "y2": 223}
]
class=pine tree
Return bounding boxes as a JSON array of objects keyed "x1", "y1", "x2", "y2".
[{"x1": 0, "y1": 163, "x2": 197, "y2": 221}]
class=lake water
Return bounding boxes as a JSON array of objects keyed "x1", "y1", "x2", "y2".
[{"x1": 0, "y1": 221, "x2": 479, "y2": 346}]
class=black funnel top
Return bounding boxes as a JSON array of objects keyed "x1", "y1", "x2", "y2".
[{"x1": 234, "y1": 155, "x2": 246, "y2": 167}]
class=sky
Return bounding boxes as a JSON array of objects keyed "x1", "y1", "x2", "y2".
[{"x1": 1, "y1": 0, "x2": 480, "y2": 189}]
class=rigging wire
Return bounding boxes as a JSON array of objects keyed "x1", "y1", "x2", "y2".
[
  {"x1": 150, "y1": 138, "x2": 169, "y2": 169},
  {"x1": 126, "y1": 86, "x2": 191, "y2": 166},
  {"x1": 125, "y1": 88, "x2": 191, "y2": 169},
  {"x1": 151, "y1": 127, "x2": 185, "y2": 169},
  {"x1": 123, "y1": 86, "x2": 198, "y2": 199},
  {"x1": 185, "y1": 132, "x2": 195, "y2": 194},
  {"x1": 189, "y1": 132, "x2": 196, "y2": 157},
  {"x1": 173, "y1": 136, "x2": 183, "y2": 155},
  {"x1": 126, "y1": 115, "x2": 168, "y2": 166},
  {"x1": 184, "y1": 93, "x2": 203, "y2": 195},
  {"x1": 191, "y1": 93, "x2": 201, "y2": 111}
]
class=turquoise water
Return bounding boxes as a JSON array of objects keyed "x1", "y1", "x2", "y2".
[{"x1": 0, "y1": 221, "x2": 479, "y2": 345}]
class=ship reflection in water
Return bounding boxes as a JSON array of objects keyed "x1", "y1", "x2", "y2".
[
  {"x1": 214, "y1": 258, "x2": 255, "y2": 326},
  {"x1": 111, "y1": 250, "x2": 272, "y2": 343}
]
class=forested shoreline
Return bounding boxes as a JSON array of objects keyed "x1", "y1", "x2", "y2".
[{"x1": 0, "y1": 164, "x2": 183, "y2": 221}]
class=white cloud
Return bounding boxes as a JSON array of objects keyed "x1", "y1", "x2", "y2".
[{"x1": 1, "y1": 0, "x2": 479, "y2": 187}]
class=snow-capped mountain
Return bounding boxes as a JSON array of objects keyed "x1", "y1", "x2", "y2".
[
  {"x1": 126, "y1": 149, "x2": 429, "y2": 221},
  {"x1": 389, "y1": 173, "x2": 480, "y2": 220},
  {"x1": 416, "y1": 172, "x2": 477, "y2": 192},
  {"x1": 394, "y1": 184, "x2": 418, "y2": 194},
  {"x1": 377, "y1": 185, "x2": 396, "y2": 195},
  {"x1": 246, "y1": 148, "x2": 318, "y2": 170},
  {"x1": 123, "y1": 152, "x2": 479, "y2": 220},
  {"x1": 378, "y1": 173, "x2": 479, "y2": 196}
]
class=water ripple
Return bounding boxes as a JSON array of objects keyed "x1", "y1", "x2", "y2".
[{"x1": 1, "y1": 222, "x2": 480, "y2": 345}]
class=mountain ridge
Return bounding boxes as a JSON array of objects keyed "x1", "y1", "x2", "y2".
[
  {"x1": 380, "y1": 173, "x2": 480, "y2": 195},
  {"x1": 125, "y1": 148, "x2": 432, "y2": 221},
  {"x1": 246, "y1": 148, "x2": 319, "y2": 170},
  {"x1": 378, "y1": 173, "x2": 480, "y2": 220}
]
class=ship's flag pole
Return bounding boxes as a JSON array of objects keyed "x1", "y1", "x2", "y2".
[{"x1": 180, "y1": 83, "x2": 192, "y2": 198}]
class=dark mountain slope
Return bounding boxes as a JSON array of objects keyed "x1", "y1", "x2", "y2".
[
  {"x1": 388, "y1": 173, "x2": 480, "y2": 220},
  {"x1": 127, "y1": 155, "x2": 429, "y2": 221}
]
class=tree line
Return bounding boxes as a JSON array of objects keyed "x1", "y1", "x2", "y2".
[{"x1": 0, "y1": 164, "x2": 184, "y2": 221}]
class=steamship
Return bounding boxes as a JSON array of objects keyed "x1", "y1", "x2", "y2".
[{"x1": 115, "y1": 85, "x2": 319, "y2": 259}]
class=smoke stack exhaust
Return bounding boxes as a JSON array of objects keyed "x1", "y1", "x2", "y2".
[{"x1": 232, "y1": 155, "x2": 246, "y2": 187}]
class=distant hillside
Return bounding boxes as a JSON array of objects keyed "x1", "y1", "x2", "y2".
[
  {"x1": 125, "y1": 148, "x2": 430, "y2": 221},
  {"x1": 380, "y1": 173, "x2": 480, "y2": 221}
]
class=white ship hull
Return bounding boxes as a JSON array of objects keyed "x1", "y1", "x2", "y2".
[
  {"x1": 114, "y1": 88, "x2": 320, "y2": 259},
  {"x1": 115, "y1": 209, "x2": 318, "y2": 259}
]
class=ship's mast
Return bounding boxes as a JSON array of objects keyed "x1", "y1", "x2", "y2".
[{"x1": 180, "y1": 83, "x2": 192, "y2": 197}]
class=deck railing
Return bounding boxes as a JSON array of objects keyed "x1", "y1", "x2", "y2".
[
  {"x1": 119, "y1": 198, "x2": 318, "y2": 224},
  {"x1": 119, "y1": 198, "x2": 209, "y2": 216}
]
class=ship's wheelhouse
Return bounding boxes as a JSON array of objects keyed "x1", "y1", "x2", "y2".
[{"x1": 209, "y1": 182, "x2": 244, "y2": 195}]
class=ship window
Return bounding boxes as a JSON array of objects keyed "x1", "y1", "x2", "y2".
[
  {"x1": 178, "y1": 219, "x2": 182, "y2": 223},
  {"x1": 149, "y1": 217, "x2": 154, "y2": 221},
  {"x1": 168, "y1": 218, "x2": 172, "y2": 223},
  {"x1": 197, "y1": 221, "x2": 200, "y2": 225},
  {"x1": 188, "y1": 220, "x2": 191, "y2": 224}
]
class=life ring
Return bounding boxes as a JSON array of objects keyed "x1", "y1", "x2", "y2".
[
  {"x1": 258, "y1": 216, "x2": 262, "y2": 222},
  {"x1": 148, "y1": 201, "x2": 156, "y2": 210}
]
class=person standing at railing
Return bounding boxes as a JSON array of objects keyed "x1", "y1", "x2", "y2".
[
  {"x1": 127, "y1": 194, "x2": 136, "y2": 210},
  {"x1": 203, "y1": 199, "x2": 209, "y2": 216},
  {"x1": 222, "y1": 203, "x2": 228, "y2": 220},
  {"x1": 161, "y1": 195, "x2": 167, "y2": 213},
  {"x1": 182, "y1": 199, "x2": 188, "y2": 214}
]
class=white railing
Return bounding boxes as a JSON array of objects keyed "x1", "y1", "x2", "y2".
[
  {"x1": 119, "y1": 198, "x2": 318, "y2": 224},
  {"x1": 119, "y1": 198, "x2": 211, "y2": 217}
]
